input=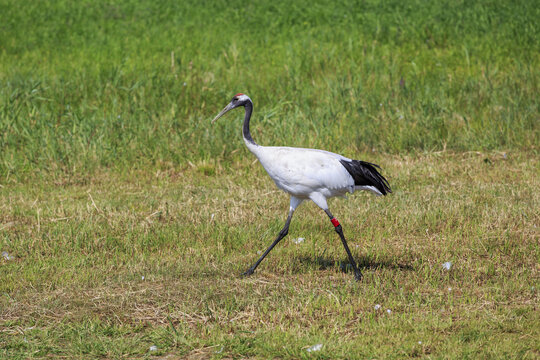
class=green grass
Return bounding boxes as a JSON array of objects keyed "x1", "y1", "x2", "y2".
[
  {"x1": 1, "y1": 0, "x2": 539, "y2": 358},
  {"x1": 0, "y1": 0, "x2": 538, "y2": 180}
]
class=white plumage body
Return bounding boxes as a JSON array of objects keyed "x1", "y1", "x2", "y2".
[{"x1": 246, "y1": 143, "x2": 383, "y2": 207}]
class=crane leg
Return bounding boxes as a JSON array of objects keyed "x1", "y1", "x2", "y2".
[
  {"x1": 242, "y1": 210, "x2": 294, "y2": 276},
  {"x1": 324, "y1": 209, "x2": 363, "y2": 281},
  {"x1": 242, "y1": 196, "x2": 302, "y2": 277}
]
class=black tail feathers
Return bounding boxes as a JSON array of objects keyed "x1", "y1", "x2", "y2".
[{"x1": 339, "y1": 160, "x2": 392, "y2": 195}]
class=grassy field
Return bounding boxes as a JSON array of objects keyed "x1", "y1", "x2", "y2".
[
  {"x1": 1, "y1": 153, "x2": 538, "y2": 358},
  {"x1": 1, "y1": 0, "x2": 539, "y2": 358}
]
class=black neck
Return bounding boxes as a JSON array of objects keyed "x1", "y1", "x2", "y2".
[{"x1": 242, "y1": 100, "x2": 257, "y2": 145}]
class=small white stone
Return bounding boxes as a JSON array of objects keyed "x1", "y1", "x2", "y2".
[
  {"x1": 374, "y1": 304, "x2": 381, "y2": 310},
  {"x1": 418, "y1": 341, "x2": 422, "y2": 345},
  {"x1": 257, "y1": 250, "x2": 263, "y2": 255},
  {"x1": 149, "y1": 345, "x2": 157, "y2": 351},
  {"x1": 141, "y1": 276, "x2": 145, "y2": 280},
  {"x1": 293, "y1": 237, "x2": 305, "y2": 244},
  {"x1": 306, "y1": 343, "x2": 323, "y2": 352},
  {"x1": 448, "y1": 287, "x2": 452, "y2": 292},
  {"x1": 442, "y1": 261, "x2": 452, "y2": 271},
  {"x1": 386, "y1": 309, "x2": 392, "y2": 314}
]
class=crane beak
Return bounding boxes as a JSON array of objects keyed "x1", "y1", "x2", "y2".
[{"x1": 212, "y1": 102, "x2": 234, "y2": 124}]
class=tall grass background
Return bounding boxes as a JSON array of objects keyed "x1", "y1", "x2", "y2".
[{"x1": 1, "y1": 0, "x2": 538, "y2": 181}]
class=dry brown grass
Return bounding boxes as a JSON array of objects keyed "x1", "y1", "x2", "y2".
[{"x1": 1, "y1": 151, "x2": 538, "y2": 358}]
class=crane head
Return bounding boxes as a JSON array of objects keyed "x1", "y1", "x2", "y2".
[{"x1": 212, "y1": 93, "x2": 251, "y2": 123}]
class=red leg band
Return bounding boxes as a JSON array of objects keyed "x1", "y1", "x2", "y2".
[{"x1": 331, "y1": 218, "x2": 340, "y2": 227}]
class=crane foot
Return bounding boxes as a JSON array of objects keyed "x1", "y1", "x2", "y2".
[
  {"x1": 354, "y1": 270, "x2": 363, "y2": 281},
  {"x1": 241, "y1": 268, "x2": 255, "y2": 277}
]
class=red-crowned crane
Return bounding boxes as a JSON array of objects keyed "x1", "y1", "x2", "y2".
[{"x1": 212, "y1": 94, "x2": 391, "y2": 281}]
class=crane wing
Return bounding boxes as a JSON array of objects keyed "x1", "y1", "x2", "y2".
[{"x1": 254, "y1": 147, "x2": 354, "y2": 196}]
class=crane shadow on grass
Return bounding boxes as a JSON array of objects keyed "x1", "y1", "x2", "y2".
[{"x1": 295, "y1": 253, "x2": 414, "y2": 273}]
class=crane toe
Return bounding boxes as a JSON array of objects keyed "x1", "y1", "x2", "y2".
[{"x1": 242, "y1": 268, "x2": 255, "y2": 277}]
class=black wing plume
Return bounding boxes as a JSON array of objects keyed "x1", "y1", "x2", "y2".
[{"x1": 339, "y1": 160, "x2": 392, "y2": 195}]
